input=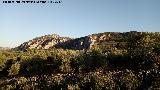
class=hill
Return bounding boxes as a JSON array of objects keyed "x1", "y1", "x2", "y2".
[
  {"x1": 16, "y1": 32, "x2": 128, "y2": 50},
  {"x1": 16, "y1": 31, "x2": 160, "y2": 51},
  {"x1": 1, "y1": 31, "x2": 160, "y2": 90},
  {"x1": 16, "y1": 34, "x2": 71, "y2": 50}
]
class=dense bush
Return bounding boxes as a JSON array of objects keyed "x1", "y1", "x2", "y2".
[
  {"x1": 107, "y1": 53, "x2": 130, "y2": 69},
  {"x1": 8, "y1": 62, "x2": 20, "y2": 76},
  {"x1": 1, "y1": 32, "x2": 160, "y2": 89},
  {"x1": 0, "y1": 52, "x2": 7, "y2": 71},
  {"x1": 76, "y1": 50, "x2": 107, "y2": 72}
]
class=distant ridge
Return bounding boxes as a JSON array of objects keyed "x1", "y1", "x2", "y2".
[
  {"x1": 16, "y1": 34, "x2": 71, "y2": 50},
  {"x1": 0, "y1": 47, "x2": 10, "y2": 50},
  {"x1": 15, "y1": 31, "x2": 160, "y2": 51}
]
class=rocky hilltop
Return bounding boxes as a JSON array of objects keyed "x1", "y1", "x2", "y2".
[
  {"x1": 17, "y1": 34, "x2": 71, "y2": 50},
  {"x1": 16, "y1": 31, "x2": 160, "y2": 51},
  {"x1": 16, "y1": 32, "x2": 120, "y2": 50}
]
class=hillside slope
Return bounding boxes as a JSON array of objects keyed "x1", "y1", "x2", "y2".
[
  {"x1": 16, "y1": 31, "x2": 160, "y2": 51},
  {"x1": 1, "y1": 31, "x2": 160, "y2": 90}
]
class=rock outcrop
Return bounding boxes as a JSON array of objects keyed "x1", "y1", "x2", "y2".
[
  {"x1": 17, "y1": 34, "x2": 71, "y2": 50},
  {"x1": 16, "y1": 32, "x2": 126, "y2": 50},
  {"x1": 17, "y1": 31, "x2": 153, "y2": 51}
]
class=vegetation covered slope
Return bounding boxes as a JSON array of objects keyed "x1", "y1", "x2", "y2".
[{"x1": 0, "y1": 31, "x2": 160, "y2": 90}]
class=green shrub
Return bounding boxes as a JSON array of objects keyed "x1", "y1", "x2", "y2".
[
  {"x1": 8, "y1": 62, "x2": 20, "y2": 76},
  {"x1": 0, "y1": 52, "x2": 7, "y2": 71},
  {"x1": 25, "y1": 57, "x2": 45, "y2": 75},
  {"x1": 107, "y1": 54, "x2": 130, "y2": 69},
  {"x1": 79, "y1": 73, "x2": 96, "y2": 89},
  {"x1": 78, "y1": 50, "x2": 107, "y2": 72},
  {"x1": 121, "y1": 70, "x2": 140, "y2": 90},
  {"x1": 149, "y1": 81, "x2": 160, "y2": 90},
  {"x1": 94, "y1": 72, "x2": 116, "y2": 90}
]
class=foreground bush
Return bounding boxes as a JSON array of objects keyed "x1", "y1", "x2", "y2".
[{"x1": 0, "y1": 43, "x2": 160, "y2": 90}]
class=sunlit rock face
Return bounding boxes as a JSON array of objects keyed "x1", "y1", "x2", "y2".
[
  {"x1": 16, "y1": 34, "x2": 71, "y2": 50},
  {"x1": 16, "y1": 32, "x2": 144, "y2": 51},
  {"x1": 15, "y1": 32, "x2": 122, "y2": 50}
]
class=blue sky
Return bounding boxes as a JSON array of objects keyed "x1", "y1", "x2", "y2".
[{"x1": 0, "y1": 0, "x2": 160, "y2": 47}]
